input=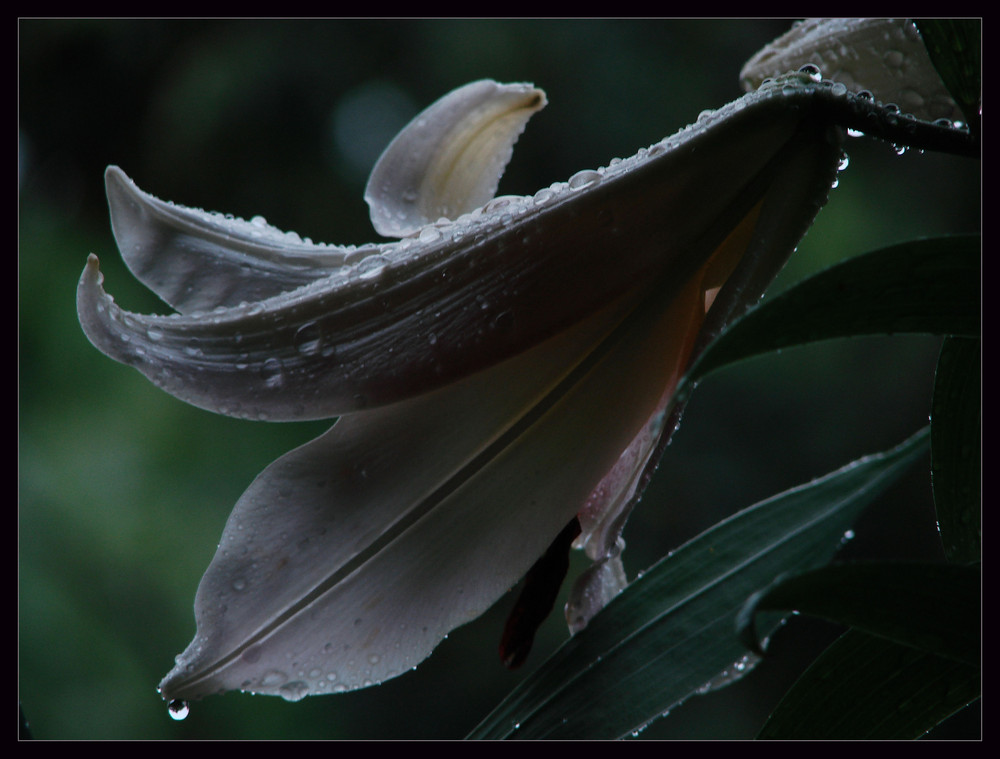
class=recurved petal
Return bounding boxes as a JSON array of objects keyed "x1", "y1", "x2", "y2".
[
  {"x1": 364, "y1": 80, "x2": 546, "y2": 238},
  {"x1": 741, "y1": 19, "x2": 961, "y2": 122},
  {"x1": 105, "y1": 166, "x2": 374, "y2": 315},
  {"x1": 159, "y1": 294, "x2": 645, "y2": 701},
  {"x1": 158, "y1": 76, "x2": 849, "y2": 703},
  {"x1": 80, "y1": 79, "x2": 829, "y2": 422}
]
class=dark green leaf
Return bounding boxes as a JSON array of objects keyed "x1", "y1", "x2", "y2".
[
  {"x1": 916, "y1": 20, "x2": 982, "y2": 138},
  {"x1": 737, "y1": 562, "x2": 980, "y2": 666},
  {"x1": 469, "y1": 429, "x2": 930, "y2": 739},
  {"x1": 757, "y1": 629, "x2": 980, "y2": 739},
  {"x1": 932, "y1": 336, "x2": 981, "y2": 563},
  {"x1": 678, "y1": 235, "x2": 980, "y2": 403}
]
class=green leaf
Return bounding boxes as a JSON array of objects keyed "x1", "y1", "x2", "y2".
[
  {"x1": 916, "y1": 19, "x2": 982, "y2": 138},
  {"x1": 737, "y1": 562, "x2": 980, "y2": 666},
  {"x1": 932, "y1": 336, "x2": 981, "y2": 563},
  {"x1": 677, "y1": 235, "x2": 980, "y2": 402},
  {"x1": 757, "y1": 629, "x2": 980, "y2": 739},
  {"x1": 468, "y1": 428, "x2": 930, "y2": 739}
]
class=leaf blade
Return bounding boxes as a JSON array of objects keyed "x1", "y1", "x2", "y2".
[
  {"x1": 757, "y1": 629, "x2": 980, "y2": 739},
  {"x1": 677, "y1": 235, "x2": 981, "y2": 402},
  {"x1": 469, "y1": 428, "x2": 930, "y2": 739},
  {"x1": 931, "y1": 336, "x2": 981, "y2": 564},
  {"x1": 737, "y1": 562, "x2": 980, "y2": 666}
]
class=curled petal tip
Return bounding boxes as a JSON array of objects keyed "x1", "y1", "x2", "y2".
[
  {"x1": 84, "y1": 252, "x2": 102, "y2": 281},
  {"x1": 365, "y1": 79, "x2": 547, "y2": 238}
]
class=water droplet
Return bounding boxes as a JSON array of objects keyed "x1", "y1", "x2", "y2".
[
  {"x1": 532, "y1": 187, "x2": 556, "y2": 205},
  {"x1": 368, "y1": 653, "x2": 380, "y2": 665},
  {"x1": 232, "y1": 577, "x2": 247, "y2": 591},
  {"x1": 260, "y1": 357, "x2": 284, "y2": 388},
  {"x1": 167, "y1": 700, "x2": 189, "y2": 720},
  {"x1": 356, "y1": 253, "x2": 387, "y2": 280},
  {"x1": 261, "y1": 670, "x2": 288, "y2": 687},
  {"x1": 279, "y1": 680, "x2": 310, "y2": 702},
  {"x1": 798, "y1": 63, "x2": 822, "y2": 82},
  {"x1": 882, "y1": 49, "x2": 905, "y2": 68},
  {"x1": 568, "y1": 169, "x2": 601, "y2": 190},
  {"x1": 418, "y1": 226, "x2": 441, "y2": 243},
  {"x1": 250, "y1": 215, "x2": 268, "y2": 227},
  {"x1": 293, "y1": 322, "x2": 322, "y2": 356}
]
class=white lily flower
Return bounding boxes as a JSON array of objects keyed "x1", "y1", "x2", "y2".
[{"x1": 78, "y1": 73, "x2": 851, "y2": 705}]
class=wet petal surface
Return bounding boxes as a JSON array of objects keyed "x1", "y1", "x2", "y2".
[{"x1": 365, "y1": 80, "x2": 546, "y2": 238}]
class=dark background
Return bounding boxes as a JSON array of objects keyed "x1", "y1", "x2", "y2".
[{"x1": 19, "y1": 19, "x2": 980, "y2": 739}]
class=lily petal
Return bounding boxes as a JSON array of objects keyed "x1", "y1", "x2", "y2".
[
  {"x1": 78, "y1": 76, "x2": 836, "y2": 422},
  {"x1": 364, "y1": 80, "x2": 546, "y2": 238},
  {"x1": 104, "y1": 165, "x2": 375, "y2": 314},
  {"x1": 158, "y1": 77, "x2": 847, "y2": 702},
  {"x1": 157, "y1": 294, "x2": 642, "y2": 701},
  {"x1": 567, "y1": 104, "x2": 849, "y2": 627},
  {"x1": 740, "y1": 19, "x2": 961, "y2": 122}
]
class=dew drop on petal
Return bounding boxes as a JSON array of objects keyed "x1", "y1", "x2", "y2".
[
  {"x1": 418, "y1": 226, "x2": 442, "y2": 243},
  {"x1": 356, "y1": 253, "x2": 388, "y2": 280},
  {"x1": 798, "y1": 63, "x2": 822, "y2": 82},
  {"x1": 568, "y1": 169, "x2": 601, "y2": 190},
  {"x1": 293, "y1": 321, "x2": 322, "y2": 356},
  {"x1": 167, "y1": 700, "x2": 189, "y2": 721},
  {"x1": 279, "y1": 680, "x2": 310, "y2": 702},
  {"x1": 532, "y1": 187, "x2": 556, "y2": 205},
  {"x1": 260, "y1": 357, "x2": 285, "y2": 388},
  {"x1": 261, "y1": 670, "x2": 288, "y2": 687}
]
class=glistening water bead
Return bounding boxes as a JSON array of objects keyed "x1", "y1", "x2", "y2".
[{"x1": 167, "y1": 699, "x2": 190, "y2": 720}]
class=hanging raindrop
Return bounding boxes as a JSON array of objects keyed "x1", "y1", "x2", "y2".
[{"x1": 167, "y1": 699, "x2": 190, "y2": 721}]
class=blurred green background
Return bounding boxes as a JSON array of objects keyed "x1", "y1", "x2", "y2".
[{"x1": 19, "y1": 20, "x2": 980, "y2": 739}]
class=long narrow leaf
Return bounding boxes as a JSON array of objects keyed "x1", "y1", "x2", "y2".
[
  {"x1": 737, "y1": 562, "x2": 980, "y2": 665},
  {"x1": 757, "y1": 629, "x2": 980, "y2": 739},
  {"x1": 932, "y1": 336, "x2": 981, "y2": 564},
  {"x1": 676, "y1": 235, "x2": 980, "y2": 402},
  {"x1": 469, "y1": 428, "x2": 930, "y2": 739}
]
